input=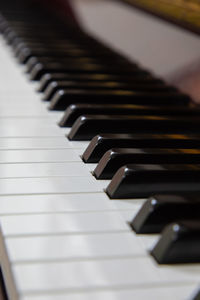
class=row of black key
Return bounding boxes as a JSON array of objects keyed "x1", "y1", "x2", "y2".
[{"x1": 0, "y1": 3, "x2": 200, "y2": 269}]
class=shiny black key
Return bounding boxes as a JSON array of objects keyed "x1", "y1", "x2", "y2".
[
  {"x1": 26, "y1": 57, "x2": 96, "y2": 73},
  {"x1": 50, "y1": 90, "x2": 189, "y2": 111},
  {"x1": 106, "y1": 164, "x2": 200, "y2": 199},
  {"x1": 82, "y1": 133, "x2": 200, "y2": 163},
  {"x1": 131, "y1": 194, "x2": 200, "y2": 233},
  {"x1": 30, "y1": 62, "x2": 143, "y2": 81},
  {"x1": 38, "y1": 73, "x2": 163, "y2": 93},
  {"x1": 59, "y1": 103, "x2": 199, "y2": 127},
  {"x1": 151, "y1": 221, "x2": 200, "y2": 264},
  {"x1": 68, "y1": 115, "x2": 200, "y2": 141},
  {"x1": 94, "y1": 148, "x2": 200, "y2": 179},
  {"x1": 44, "y1": 81, "x2": 174, "y2": 102}
]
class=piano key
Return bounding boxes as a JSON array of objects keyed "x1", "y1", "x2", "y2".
[
  {"x1": 0, "y1": 149, "x2": 81, "y2": 163},
  {"x1": 68, "y1": 115, "x2": 200, "y2": 141},
  {"x1": 151, "y1": 221, "x2": 200, "y2": 264},
  {"x1": 20, "y1": 285, "x2": 200, "y2": 300},
  {"x1": 10, "y1": 257, "x2": 200, "y2": 292},
  {"x1": 26, "y1": 57, "x2": 130, "y2": 74},
  {"x1": 0, "y1": 211, "x2": 129, "y2": 236},
  {"x1": 131, "y1": 194, "x2": 200, "y2": 233},
  {"x1": 5, "y1": 232, "x2": 145, "y2": 262},
  {"x1": 94, "y1": 148, "x2": 200, "y2": 179},
  {"x1": 30, "y1": 62, "x2": 143, "y2": 81},
  {"x1": 43, "y1": 81, "x2": 175, "y2": 102},
  {"x1": 59, "y1": 103, "x2": 200, "y2": 127},
  {"x1": 82, "y1": 133, "x2": 200, "y2": 163},
  {"x1": 38, "y1": 72, "x2": 163, "y2": 93},
  {"x1": 0, "y1": 162, "x2": 91, "y2": 178},
  {"x1": 106, "y1": 164, "x2": 200, "y2": 199},
  {"x1": 0, "y1": 193, "x2": 139, "y2": 215},
  {"x1": 0, "y1": 118, "x2": 65, "y2": 137},
  {"x1": 0, "y1": 137, "x2": 86, "y2": 150},
  {"x1": 49, "y1": 89, "x2": 189, "y2": 111},
  {"x1": 0, "y1": 176, "x2": 102, "y2": 195}
]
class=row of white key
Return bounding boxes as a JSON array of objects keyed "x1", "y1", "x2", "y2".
[{"x1": 0, "y1": 36, "x2": 199, "y2": 300}]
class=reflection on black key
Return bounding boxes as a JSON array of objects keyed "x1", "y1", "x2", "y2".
[
  {"x1": 43, "y1": 81, "x2": 175, "y2": 102},
  {"x1": 82, "y1": 133, "x2": 200, "y2": 163},
  {"x1": 59, "y1": 104, "x2": 200, "y2": 127},
  {"x1": 94, "y1": 148, "x2": 200, "y2": 179},
  {"x1": 106, "y1": 164, "x2": 200, "y2": 199},
  {"x1": 68, "y1": 115, "x2": 200, "y2": 141},
  {"x1": 30, "y1": 62, "x2": 144, "y2": 81},
  {"x1": 38, "y1": 72, "x2": 163, "y2": 93},
  {"x1": 151, "y1": 221, "x2": 200, "y2": 264},
  {"x1": 131, "y1": 194, "x2": 200, "y2": 233},
  {"x1": 49, "y1": 89, "x2": 189, "y2": 111}
]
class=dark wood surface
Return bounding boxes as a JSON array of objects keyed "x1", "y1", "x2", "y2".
[{"x1": 119, "y1": 0, "x2": 200, "y2": 35}]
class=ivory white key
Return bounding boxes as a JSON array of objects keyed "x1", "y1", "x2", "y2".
[
  {"x1": 0, "y1": 176, "x2": 102, "y2": 195},
  {"x1": 0, "y1": 162, "x2": 91, "y2": 178},
  {"x1": 0, "y1": 119, "x2": 66, "y2": 137},
  {"x1": 0, "y1": 211, "x2": 129, "y2": 236},
  {"x1": 0, "y1": 137, "x2": 85, "y2": 150},
  {"x1": 0, "y1": 149, "x2": 81, "y2": 163},
  {"x1": 0, "y1": 193, "x2": 141, "y2": 215},
  {"x1": 20, "y1": 285, "x2": 200, "y2": 300},
  {"x1": 5, "y1": 232, "x2": 146, "y2": 261},
  {"x1": 11, "y1": 257, "x2": 200, "y2": 292}
]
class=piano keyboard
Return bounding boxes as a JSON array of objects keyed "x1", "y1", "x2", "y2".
[{"x1": 0, "y1": 2, "x2": 199, "y2": 299}]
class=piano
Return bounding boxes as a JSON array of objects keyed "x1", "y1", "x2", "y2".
[{"x1": 0, "y1": 0, "x2": 200, "y2": 299}]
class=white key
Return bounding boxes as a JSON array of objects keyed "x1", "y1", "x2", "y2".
[
  {"x1": 0, "y1": 193, "x2": 117, "y2": 215},
  {"x1": 0, "y1": 149, "x2": 81, "y2": 163},
  {"x1": 0, "y1": 137, "x2": 87, "y2": 150},
  {"x1": 0, "y1": 119, "x2": 64, "y2": 137},
  {"x1": 5, "y1": 232, "x2": 145, "y2": 261},
  {"x1": 20, "y1": 284, "x2": 199, "y2": 300},
  {"x1": 0, "y1": 162, "x2": 90, "y2": 178},
  {"x1": 12, "y1": 257, "x2": 200, "y2": 292},
  {"x1": 0, "y1": 211, "x2": 129, "y2": 236},
  {"x1": 0, "y1": 176, "x2": 102, "y2": 195}
]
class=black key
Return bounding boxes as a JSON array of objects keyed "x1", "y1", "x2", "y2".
[
  {"x1": 131, "y1": 194, "x2": 200, "y2": 233},
  {"x1": 106, "y1": 164, "x2": 200, "y2": 199},
  {"x1": 82, "y1": 133, "x2": 200, "y2": 163},
  {"x1": 59, "y1": 103, "x2": 200, "y2": 127},
  {"x1": 38, "y1": 73, "x2": 163, "y2": 93},
  {"x1": 94, "y1": 148, "x2": 200, "y2": 179},
  {"x1": 68, "y1": 115, "x2": 200, "y2": 141},
  {"x1": 18, "y1": 47, "x2": 124, "y2": 64},
  {"x1": 26, "y1": 57, "x2": 96, "y2": 73},
  {"x1": 151, "y1": 221, "x2": 200, "y2": 264},
  {"x1": 44, "y1": 81, "x2": 174, "y2": 102},
  {"x1": 50, "y1": 89, "x2": 189, "y2": 111},
  {"x1": 192, "y1": 289, "x2": 200, "y2": 300},
  {"x1": 30, "y1": 62, "x2": 143, "y2": 81}
]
